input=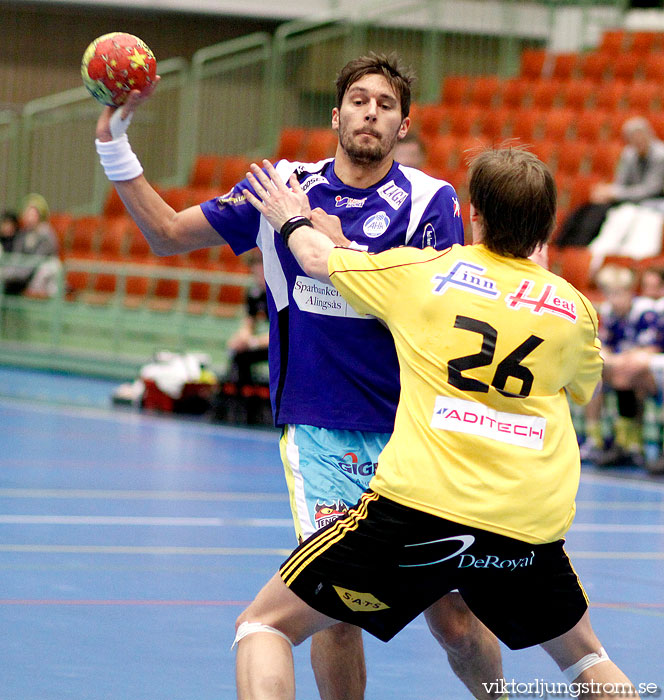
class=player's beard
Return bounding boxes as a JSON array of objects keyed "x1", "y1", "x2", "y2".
[{"x1": 338, "y1": 118, "x2": 400, "y2": 165}]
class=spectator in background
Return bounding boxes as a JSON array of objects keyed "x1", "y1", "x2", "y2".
[
  {"x1": 0, "y1": 194, "x2": 61, "y2": 297},
  {"x1": 393, "y1": 132, "x2": 426, "y2": 169},
  {"x1": 582, "y1": 264, "x2": 663, "y2": 468},
  {"x1": 225, "y1": 250, "x2": 269, "y2": 390},
  {"x1": 556, "y1": 117, "x2": 664, "y2": 265}
]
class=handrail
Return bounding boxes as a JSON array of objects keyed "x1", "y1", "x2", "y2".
[{"x1": 17, "y1": 57, "x2": 189, "y2": 214}]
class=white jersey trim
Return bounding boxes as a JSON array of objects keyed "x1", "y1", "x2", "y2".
[{"x1": 399, "y1": 165, "x2": 452, "y2": 245}]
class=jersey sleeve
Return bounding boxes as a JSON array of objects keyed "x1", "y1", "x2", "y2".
[
  {"x1": 406, "y1": 181, "x2": 464, "y2": 251},
  {"x1": 199, "y1": 179, "x2": 261, "y2": 256},
  {"x1": 565, "y1": 292, "x2": 604, "y2": 405},
  {"x1": 329, "y1": 246, "x2": 432, "y2": 320}
]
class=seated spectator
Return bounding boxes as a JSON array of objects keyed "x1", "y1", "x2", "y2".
[
  {"x1": 225, "y1": 249, "x2": 269, "y2": 391},
  {"x1": 0, "y1": 210, "x2": 20, "y2": 253},
  {"x1": 556, "y1": 117, "x2": 664, "y2": 264},
  {"x1": 0, "y1": 194, "x2": 61, "y2": 297},
  {"x1": 581, "y1": 264, "x2": 661, "y2": 468}
]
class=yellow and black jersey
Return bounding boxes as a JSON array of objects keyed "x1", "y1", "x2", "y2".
[{"x1": 328, "y1": 243, "x2": 603, "y2": 544}]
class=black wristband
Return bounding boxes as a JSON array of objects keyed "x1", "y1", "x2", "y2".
[{"x1": 279, "y1": 216, "x2": 314, "y2": 248}]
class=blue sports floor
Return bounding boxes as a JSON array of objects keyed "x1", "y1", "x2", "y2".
[{"x1": 1, "y1": 367, "x2": 663, "y2": 699}]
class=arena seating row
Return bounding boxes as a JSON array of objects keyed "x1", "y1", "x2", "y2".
[{"x1": 47, "y1": 29, "x2": 664, "y2": 307}]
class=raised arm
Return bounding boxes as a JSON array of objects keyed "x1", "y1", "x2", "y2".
[
  {"x1": 243, "y1": 161, "x2": 336, "y2": 283},
  {"x1": 95, "y1": 86, "x2": 224, "y2": 256}
]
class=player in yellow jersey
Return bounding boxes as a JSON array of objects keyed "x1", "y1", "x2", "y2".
[{"x1": 232, "y1": 148, "x2": 639, "y2": 699}]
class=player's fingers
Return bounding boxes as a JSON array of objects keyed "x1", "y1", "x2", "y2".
[
  {"x1": 261, "y1": 160, "x2": 286, "y2": 191},
  {"x1": 249, "y1": 163, "x2": 277, "y2": 194},
  {"x1": 247, "y1": 169, "x2": 270, "y2": 201},
  {"x1": 289, "y1": 174, "x2": 304, "y2": 194},
  {"x1": 242, "y1": 187, "x2": 264, "y2": 212}
]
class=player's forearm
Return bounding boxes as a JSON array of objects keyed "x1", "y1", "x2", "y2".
[
  {"x1": 112, "y1": 178, "x2": 185, "y2": 256},
  {"x1": 287, "y1": 225, "x2": 334, "y2": 283}
]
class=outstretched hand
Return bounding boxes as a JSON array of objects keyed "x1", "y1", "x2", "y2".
[
  {"x1": 243, "y1": 160, "x2": 312, "y2": 232},
  {"x1": 95, "y1": 78, "x2": 161, "y2": 143}
]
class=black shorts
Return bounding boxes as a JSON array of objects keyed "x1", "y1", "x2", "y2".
[{"x1": 279, "y1": 491, "x2": 588, "y2": 650}]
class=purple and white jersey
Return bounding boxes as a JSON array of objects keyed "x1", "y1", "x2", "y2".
[{"x1": 201, "y1": 158, "x2": 464, "y2": 431}]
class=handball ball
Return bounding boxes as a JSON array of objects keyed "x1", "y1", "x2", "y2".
[{"x1": 81, "y1": 32, "x2": 156, "y2": 107}]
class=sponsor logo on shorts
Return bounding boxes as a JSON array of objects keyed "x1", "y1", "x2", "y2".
[
  {"x1": 400, "y1": 534, "x2": 536, "y2": 571},
  {"x1": 431, "y1": 261, "x2": 499, "y2": 299},
  {"x1": 506, "y1": 280, "x2": 578, "y2": 322},
  {"x1": 400, "y1": 535, "x2": 475, "y2": 567},
  {"x1": 331, "y1": 451, "x2": 377, "y2": 478},
  {"x1": 363, "y1": 212, "x2": 390, "y2": 237},
  {"x1": 458, "y1": 551, "x2": 535, "y2": 571},
  {"x1": 333, "y1": 586, "x2": 390, "y2": 611},
  {"x1": 335, "y1": 195, "x2": 366, "y2": 208},
  {"x1": 314, "y1": 500, "x2": 348, "y2": 529},
  {"x1": 431, "y1": 396, "x2": 546, "y2": 450},
  {"x1": 377, "y1": 181, "x2": 408, "y2": 210},
  {"x1": 300, "y1": 174, "x2": 329, "y2": 193},
  {"x1": 293, "y1": 275, "x2": 369, "y2": 319}
]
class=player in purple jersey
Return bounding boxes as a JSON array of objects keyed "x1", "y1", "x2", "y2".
[{"x1": 93, "y1": 52, "x2": 505, "y2": 699}]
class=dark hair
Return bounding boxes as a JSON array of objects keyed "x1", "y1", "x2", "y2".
[
  {"x1": 1, "y1": 210, "x2": 19, "y2": 229},
  {"x1": 335, "y1": 52, "x2": 415, "y2": 119},
  {"x1": 468, "y1": 147, "x2": 556, "y2": 258}
]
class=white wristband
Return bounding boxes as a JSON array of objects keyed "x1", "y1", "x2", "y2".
[{"x1": 95, "y1": 134, "x2": 143, "y2": 182}]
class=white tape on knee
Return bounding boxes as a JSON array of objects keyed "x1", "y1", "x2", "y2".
[
  {"x1": 562, "y1": 646, "x2": 610, "y2": 682},
  {"x1": 231, "y1": 621, "x2": 293, "y2": 651}
]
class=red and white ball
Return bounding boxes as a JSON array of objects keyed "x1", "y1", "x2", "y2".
[{"x1": 81, "y1": 32, "x2": 156, "y2": 107}]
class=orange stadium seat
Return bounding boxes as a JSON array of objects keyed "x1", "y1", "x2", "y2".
[
  {"x1": 644, "y1": 53, "x2": 664, "y2": 81},
  {"x1": 556, "y1": 141, "x2": 590, "y2": 176},
  {"x1": 49, "y1": 212, "x2": 73, "y2": 251},
  {"x1": 416, "y1": 104, "x2": 449, "y2": 138},
  {"x1": 520, "y1": 48, "x2": 547, "y2": 79},
  {"x1": 500, "y1": 77, "x2": 532, "y2": 109},
  {"x1": 541, "y1": 108, "x2": 576, "y2": 141},
  {"x1": 551, "y1": 53, "x2": 580, "y2": 80},
  {"x1": 594, "y1": 80, "x2": 628, "y2": 112},
  {"x1": 647, "y1": 112, "x2": 664, "y2": 141},
  {"x1": 560, "y1": 79, "x2": 595, "y2": 110},
  {"x1": 630, "y1": 31, "x2": 659, "y2": 56},
  {"x1": 126, "y1": 223, "x2": 153, "y2": 262},
  {"x1": 440, "y1": 75, "x2": 471, "y2": 105},
  {"x1": 190, "y1": 154, "x2": 223, "y2": 188},
  {"x1": 447, "y1": 105, "x2": 484, "y2": 136},
  {"x1": 480, "y1": 106, "x2": 513, "y2": 142},
  {"x1": 578, "y1": 52, "x2": 612, "y2": 82},
  {"x1": 160, "y1": 186, "x2": 192, "y2": 212},
  {"x1": 510, "y1": 108, "x2": 544, "y2": 141},
  {"x1": 275, "y1": 127, "x2": 307, "y2": 161},
  {"x1": 589, "y1": 140, "x2": 623, "y2": 179},
  {"x1": 102, "y1": 187, "x2": 126, "y2": 218},
  {"x1": 531, "y1": 79, "x2": 564, "y2": 109},
  {"x1": 468, "y1": 76, "x2": 501, "y2": 107},
  {"x1": 624, "y1": 81, "x2": 660, "y2": 113},
  {"x1": 97, "y1": 216, "x2": 129, "y2": 261},
  {"x1": 575, "y1": 109, "x2": 609, "y2": 142},
  {"x1": 612, "y1": 53, "x2": 642, "y2": 82},
  {"x1": 68, "y1": 215, "x2": 101, "y2": 259},
  {"x1": 301, "y1": 129, "x2": 337, "y2": 162},
  {"x1": 566, "y1": 173, "x2": 602, "y2": 210},
  {"x1": 529, "y1": 140, "x2": 558, "y2": 169},
  {"x1": 423, "y1": 134, "x2": 458, "y2": 175},
  {"x1": 599, "y1": 29, "x2": 627, "y2": 56},
  {"x1": 551, "y1": 245, "x2": 594, "y2": 296},
  {"x1": 218, "y1": 155, "x2": 253, "y2": 192}
]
